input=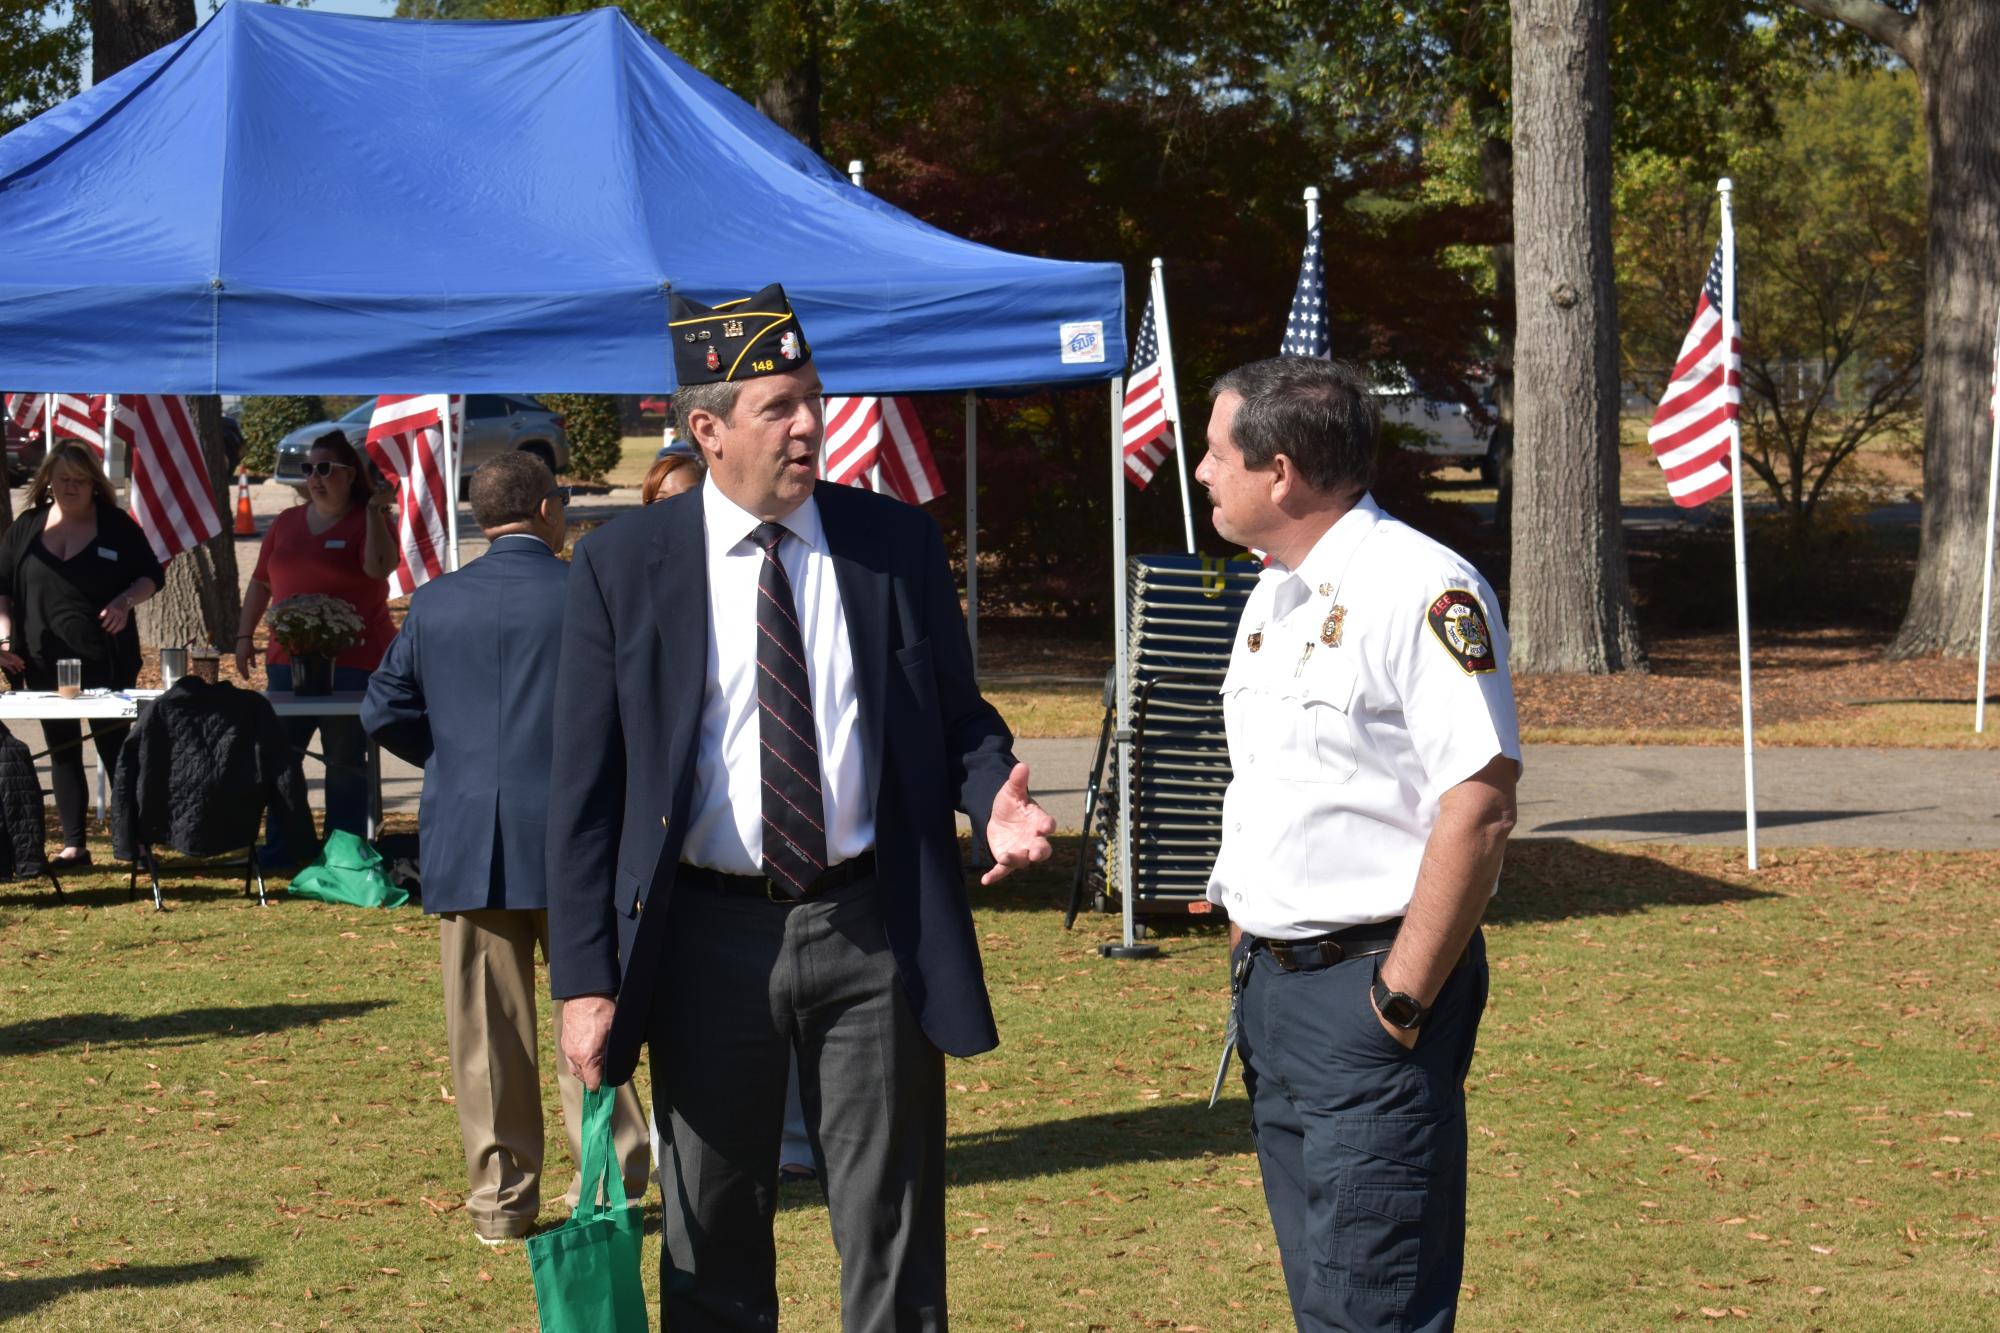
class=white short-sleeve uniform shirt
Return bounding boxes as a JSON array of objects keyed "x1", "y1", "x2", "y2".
[{"x1": 1206, "y1": 494, "x2": 1521, "y2": 939}]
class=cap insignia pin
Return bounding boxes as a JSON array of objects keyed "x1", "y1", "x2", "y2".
[
  {"x1": 705, "y1": 346, "x2": 721, "y2": 372},
  {"x1": 722, "y1": 318, "x2": 744, "y2": 337}
]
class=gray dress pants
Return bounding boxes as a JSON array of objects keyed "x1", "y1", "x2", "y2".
[{"x1": 649, "y1": 872, "x2": 948, "y2": 1332}]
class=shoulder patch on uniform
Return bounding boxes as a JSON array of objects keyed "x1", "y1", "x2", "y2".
[{"x1": 1426, "y1": 589, "x2": 1497, "y2": 674}]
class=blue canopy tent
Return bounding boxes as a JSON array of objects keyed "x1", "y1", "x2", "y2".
[
  {"x1": 0, "y1": 1, "x2": 1130, "y2": 656},
  {"x1": 0, "y1": 2, "x2": 1123, "y2": 395}
]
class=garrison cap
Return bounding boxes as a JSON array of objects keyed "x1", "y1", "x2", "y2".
[{"x1": 669, "y1": 283, "x2": 813, "y2": 385}]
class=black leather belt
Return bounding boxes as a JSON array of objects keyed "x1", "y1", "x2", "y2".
[
  {"x1": 1250, "y1": 920, "x2": 1404, "y2": 972},
  {"x1": 678, "y1": 851, "x2": 876, "y2": 903}
]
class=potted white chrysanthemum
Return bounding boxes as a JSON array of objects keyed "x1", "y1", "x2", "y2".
[{"x1": 266, "y1": 593, "x2": 366, "y2": 696}]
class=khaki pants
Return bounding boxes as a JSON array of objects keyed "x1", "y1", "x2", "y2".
[{"x1": 440, "y1": 908, "x2": 650, "y2": 1239}]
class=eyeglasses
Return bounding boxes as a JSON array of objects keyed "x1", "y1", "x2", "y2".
[
  {"x1": 303, "y1": 461, "x2": 354, "y2": 478},
  {"x1": 545, "y1": 486, "x2": 573, "y2": 506}
]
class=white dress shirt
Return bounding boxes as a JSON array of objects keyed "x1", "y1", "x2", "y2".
[
  {"x1": 681, "y1": 480, "x2": 874, "y2": 874},
  {"x1": 1206, "y1": 495, "x2": 1521, "y2": 938}
]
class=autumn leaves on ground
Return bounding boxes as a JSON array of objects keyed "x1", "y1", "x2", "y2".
[{"x1": 2, "y1": 838, "x2": 1994, "y2": 1330}]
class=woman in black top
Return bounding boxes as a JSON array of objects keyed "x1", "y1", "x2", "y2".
[{"x1": 0, "y1": 443, "x2": 167, "y2": 865}]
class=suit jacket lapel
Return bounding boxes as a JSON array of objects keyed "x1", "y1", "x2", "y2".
[
  {"x1": 819, "y1": 485, "x2": 890, "y2": 810},
  {"x1": 645, "y1": 495, "x2": 709, "y2": 790}
]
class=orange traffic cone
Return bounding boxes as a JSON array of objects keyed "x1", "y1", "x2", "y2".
[{"x1": 233, "y1": 470, "x2": 256, "y2": 536}]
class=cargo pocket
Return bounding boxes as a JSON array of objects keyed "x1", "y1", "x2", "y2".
[{"x1": 1312, "y1": 1114, "x2": 1447, "y2": 1315}]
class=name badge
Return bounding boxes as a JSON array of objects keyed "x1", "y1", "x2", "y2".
[
  {"x1": 325, "y1": 539, "x2": 347, "y2": 549},
  {"x1": 96, "y1": 546, "x2": 118, "y2": 561}
]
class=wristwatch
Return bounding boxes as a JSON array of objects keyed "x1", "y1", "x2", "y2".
[{"x1": 1371, "y1": 972, "x2": 1427, "y2": 1030}]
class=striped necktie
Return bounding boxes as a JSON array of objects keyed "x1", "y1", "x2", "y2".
[{"x1": 751, "y1": 521, "x2": 827, "y2": 895}]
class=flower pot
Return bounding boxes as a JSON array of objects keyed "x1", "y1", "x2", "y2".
[{"x1": 291, "y1": 653, "x2": 336, "y2": 697}]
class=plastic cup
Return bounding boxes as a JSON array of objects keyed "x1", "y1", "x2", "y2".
[{"x1": 56, "y1": 658, "x2": 82, "y2": 698}]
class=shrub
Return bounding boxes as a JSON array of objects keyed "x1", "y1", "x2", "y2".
[
  {"x1": 238, "y1": 396, "x2": 326, "y2": 476},
  {"x1": 540, "y1": 393, "x2": 622, "y2": 482}
]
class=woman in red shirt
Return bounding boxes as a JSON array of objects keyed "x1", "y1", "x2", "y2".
[{"x1": 234, "y1": 429, "x2": 399, "y2": 863}]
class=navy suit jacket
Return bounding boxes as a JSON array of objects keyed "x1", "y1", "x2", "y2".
[
  {"x1": 362, "y1": 535, "x2": 568, "y2": 915},
  {"x1": 546, "y1": 482, "x2": 1015, "y2": 1087}
]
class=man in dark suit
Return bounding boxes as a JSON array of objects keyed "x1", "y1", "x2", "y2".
[
  {"x1": 363, "y1": 452, "x2": 648, "y2": 1247},
  {"x1": 549, "y1": 283, "x2": 1055, "y2": 1330}
]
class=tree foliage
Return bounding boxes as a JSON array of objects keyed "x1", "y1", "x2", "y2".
[
  {"x1": 0, "y1": 4, "x2": 85, "y2": 135},
  {"x1": 539, "y1": 393, "x2": 621, "y2": 482},
  {"x1": 239, "y1": 396, "x2": 326, "y2": 477},
  {"x1": 1620, "y1": 68, "x2": 1926, "y2": 531}
]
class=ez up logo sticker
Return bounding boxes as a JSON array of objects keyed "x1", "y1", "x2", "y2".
[{"x1": 1060, "y1": 321, "x2": 1105, "y2": 364}]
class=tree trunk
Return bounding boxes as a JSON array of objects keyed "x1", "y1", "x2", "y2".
[
  {"x1": 143, "y1": 395, "x2": 241, "y2": 651},
  {"x1": 90, "y1": 0, "x2": 195, "y2": 85},
  {"x1": 1886, "y1": 0, "x2": 2000, "y2": 657},
  {"x1": 756, "y1": 57, "x2": 822, "y2": 155},
  {"x1": 1507, "y1": 0, "x2": 1644, "y2": 673}
]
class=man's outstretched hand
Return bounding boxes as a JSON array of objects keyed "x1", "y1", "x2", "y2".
[
  {"x1": 982, "y1": 761, "x2": 1055, "y2": 886},
  {"x1": 561, "y1": 995, "x2": 616, "y2": 1091}
]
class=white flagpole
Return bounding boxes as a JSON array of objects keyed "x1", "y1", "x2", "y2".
[
  {"x1": 1719, "y1": 179, "x2": 1759, "y2": 869},
  {"x1": 1151, "y1": 258, "x2": 1196, "y2": 554},
  {"x1": 1102, "y1": 373, "x2": 1156, "y2": 960},
  {"x1": 42, "y1": 395, "x2": 53, "y2": 455},
  {"x1": 849, "y1": 157, "x2": 889, "y2": 497},
  {"x1": 1976, "y1": 300, "x2": 2000, "y2": 732},
  {"x1": 964, "y1": 390, "x2": 978, "y2": 674},
  {"x1": 1304, "y1": 184, "x2": 1319, "y2": 232},
  {"x1": 442, "y1": 395, "x2": 461, "y2": 572},
  {"x1": 103, "y1": 394, "x2": 122, "y2": 488}
]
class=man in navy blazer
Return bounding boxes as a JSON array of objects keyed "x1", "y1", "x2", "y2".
[
  {"x1": 549, "y1": 284, "x2": 1054, "y2": 1330},
  {"x1": 363, "y1": 452, "x2": 647, "y2": 1247}
]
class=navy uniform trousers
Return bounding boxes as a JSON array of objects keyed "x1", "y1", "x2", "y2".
[{"x1": 1235, "y1": 930, "x2": 1488, "y2": 1333}]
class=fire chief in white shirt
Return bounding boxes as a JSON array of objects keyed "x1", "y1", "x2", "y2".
[{"x1": 1195, "y1": 355, "x2": 1519, "y2": 1333}]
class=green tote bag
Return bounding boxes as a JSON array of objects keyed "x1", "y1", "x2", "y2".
[
  {"x1": 283, "y1": 829, "x2": 410, "y2": 908},
  {"x1": 526, "y1": 1084, "x2": 650, "y2": 1332}
]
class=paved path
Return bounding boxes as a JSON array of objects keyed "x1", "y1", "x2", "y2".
[{"x1": 962, "y1": 739, "x2": 1998, "y2": 850}]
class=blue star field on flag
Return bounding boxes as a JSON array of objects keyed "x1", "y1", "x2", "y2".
[{"x1": 1281, "y1": 221, "x2": 1328, "y2": 358}]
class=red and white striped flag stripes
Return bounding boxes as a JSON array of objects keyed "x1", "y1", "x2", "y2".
[
  {"x1": 4, "y1": 392, "x2": 110, "y2": 452},
  {"x1": 365, "y1": 394, "x2": 461, "y2": 598},
  {"x1": 1120, "y1": 290, "x2": 1173, "y2": 487},
  {"x1": 1646, "y1": 243, "x2": 1739, "y2": 507},
  {"x1": 113, "y1": 396, "x2": 221, "y2": 562},
  {"x1": 819, "y1": 395, "x2": 943, "y2": 505}
]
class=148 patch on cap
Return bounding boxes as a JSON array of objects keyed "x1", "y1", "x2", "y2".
[{"x1": 1427, "y1": 589, "x2": 1497, "y2": 674}]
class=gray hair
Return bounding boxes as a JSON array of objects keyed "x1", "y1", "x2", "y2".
[
  {"x1": 1209, "y1": 356, "x2": 1379, "y2": 495},
  {"x1": 673, "y1": 379, "x2": 745, "y2": 448}
]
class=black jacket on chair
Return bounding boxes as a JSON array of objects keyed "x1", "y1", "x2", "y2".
[
  {"x1": 112, "y1": 678, "x2": 317, "y2": 861},
  {"x1": 0, "y1": 722, "x2": 49, "y2": 880}
]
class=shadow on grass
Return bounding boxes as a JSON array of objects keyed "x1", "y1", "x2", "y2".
[
  {"x1": 0, "y1": 1255, "x2": 256, "y2": 1318},
  {"x1": 0, "y1": 870, "x2": 273, "y2": 911},
  {"x1": 1532, "y1": 808, "x2": 1928, "y2": 837},
  {"x1": 945, "y1": 1098, "x2": 1244, "y2": 1187},
  {"x1": 1490, "y1": 838, "x2": 1776, "y2": 924},
  {"x1": 0, "y1": 1000, "x2": 390, "y2": 1055}
]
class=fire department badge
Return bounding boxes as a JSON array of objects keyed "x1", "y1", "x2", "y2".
[
  {"x1": 1320, "y1": 605, "x2": 1345, "y2": 647},
  {"x1": 1426, "y1": 589, "x2": 1497, "y2": 674},
  {"x1": 1247, "y1": 630, "x2": 1263, "y2": 653}
]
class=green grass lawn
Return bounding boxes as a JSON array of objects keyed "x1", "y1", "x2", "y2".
[{"x1": 3, "y1": 840, "x2": 1994, "y2": 1330}]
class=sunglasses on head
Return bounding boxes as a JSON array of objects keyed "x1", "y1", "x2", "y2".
[{"x1": 303, "y1": 460, "x2": 354, "y2": 478}]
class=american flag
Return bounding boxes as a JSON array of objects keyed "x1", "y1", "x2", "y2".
[
  {"x1": 819, "y1": 396, "x2": 943, "y2": 505},
  {"x1": 1281, "y1": 221, "x2": 1329, "y2": 357},
  {"x1": 1646, "y1": 243, "x2": 1739, "y2": 507},
  {"x1": 111, "y1": 396, "x2": 222, "y2": 561},
  {"x1": 4, "y1": 392, "x2": 110, "y2": 451},
  {"x1": 1120, "y1": 290, "x2": 1174, "y2": 487},
  {"x1": 365, "y1": 394, "x2": 462, "y2": 597}
]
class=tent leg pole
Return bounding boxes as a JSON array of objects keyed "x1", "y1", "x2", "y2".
[
  {"x1": 964, "y1": 391, "x2": 978, "y2": 678},
  {"x1": 442, "y1": 396, "x2": 461, "y2": 573},
  {"x1": 1101, "y1": 374, "x2": 1157, "y2": 961}
]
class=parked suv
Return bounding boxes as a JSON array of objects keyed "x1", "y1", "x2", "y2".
[{"x1": 273, "y1": 394, "x2": 569, "y2": 484}]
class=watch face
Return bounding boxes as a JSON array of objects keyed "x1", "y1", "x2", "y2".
[{"x1": 1375, "y1": 982, "x2": 1423, "y2": 1028}]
